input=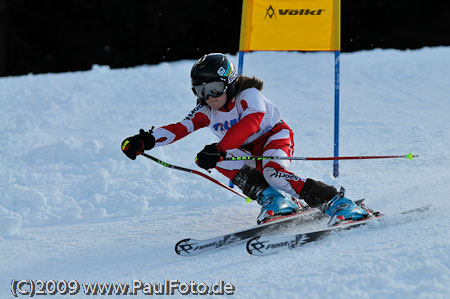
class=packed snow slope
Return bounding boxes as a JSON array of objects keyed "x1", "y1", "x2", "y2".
[{"x1": 1, "y1": 48, "x2": 450, "y2": 298}]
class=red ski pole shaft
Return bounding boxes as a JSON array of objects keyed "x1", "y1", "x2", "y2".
[
  {"x1": 140, "y1": 153, "x2": 251, "y2": 201},
  {"x1": 222, "y1": 153, "x2": 418, "y2": 161}
]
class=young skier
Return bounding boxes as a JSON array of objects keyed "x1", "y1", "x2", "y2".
[{"x1": 121, "y1": 53, "x2": 368, "y2": 224}]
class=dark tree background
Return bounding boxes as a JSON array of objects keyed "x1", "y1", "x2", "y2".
[{"x1": 0, "y1": 0, "x2": 449, "y2": 77}]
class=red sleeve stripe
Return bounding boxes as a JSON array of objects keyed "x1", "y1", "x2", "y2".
[
  {"x1": 191, "y1": 112, "x2": 210, "y2": 131},
  {"x1": 217, "y1": 112, "x2": 264, "y2": 152},
  {"x1": 160, "y1": 123, "x2": 190, "y2": 143}
]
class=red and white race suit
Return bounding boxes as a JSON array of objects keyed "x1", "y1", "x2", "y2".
[{"x1": 152, "y1": 88, "x2": 306, "y2": 197}]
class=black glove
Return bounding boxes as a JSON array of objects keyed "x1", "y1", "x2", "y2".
[
  {"x1": 121, "y1": 129, "x2": 155, "y2": 160},
  {"x1": 196, "y1": 143, "x2": 225, "y2": 170}
]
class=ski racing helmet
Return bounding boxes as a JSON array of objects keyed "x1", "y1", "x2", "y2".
[{"x1": 191, "y1": 53, "x2": 238, "y2": 102}]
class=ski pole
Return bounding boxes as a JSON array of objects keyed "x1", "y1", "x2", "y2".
[
  {"x1": 222, "y1": 153, "x2": 418, "y2": 161},
  {"x1": 140, "y1": 153, "x2": 252, "y2": 202}
]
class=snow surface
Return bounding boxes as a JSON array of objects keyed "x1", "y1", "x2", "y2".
[{"x1": 1, "y1": 48, "x2": 450, "y2": 298}]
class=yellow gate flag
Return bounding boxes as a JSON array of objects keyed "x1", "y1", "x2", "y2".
[{"x1": 239, "y1": 0, "x2": 340, "y2": 51}]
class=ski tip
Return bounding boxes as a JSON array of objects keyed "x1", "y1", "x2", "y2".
[{"x1": 245, "y1": 197, "x2": 253, "y2": 203}]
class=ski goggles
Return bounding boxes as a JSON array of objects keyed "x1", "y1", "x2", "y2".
[{"x1": 192, "y1": 81, "x2": 227, "y2": 100}]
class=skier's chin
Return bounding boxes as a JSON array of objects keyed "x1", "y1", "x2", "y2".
[{"x1": 207, "y1": 100, "x2": 225, "y2": 110}]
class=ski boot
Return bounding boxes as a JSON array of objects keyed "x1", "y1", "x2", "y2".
[
  {"x1": 323, "y1": 188, "x2": 369, "y2": 226},
  {"x1": 232, "y1": 165, "x2": 299, "y2": 224},
  {"x1": 256, "y1": 186, "x2": 300, "y2": 224}
]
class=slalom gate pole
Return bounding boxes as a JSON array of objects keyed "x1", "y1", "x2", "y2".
[
  {"x1": 229, "y1": 51, "x2": 246, "y2": 189},
  {"x1": 140, "y1": 153, "x2": 252, "y2": 202},
  {"x1": 333, "y1": 50, "x2": 340, "y2": 178},
  {"x1": 222, "y1": 153, "x2": 418, "y2": 161}
]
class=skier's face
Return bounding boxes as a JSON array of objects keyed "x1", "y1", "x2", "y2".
[{"x1": 205, "y1": 92, "x2": 227, "y2": 110}]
